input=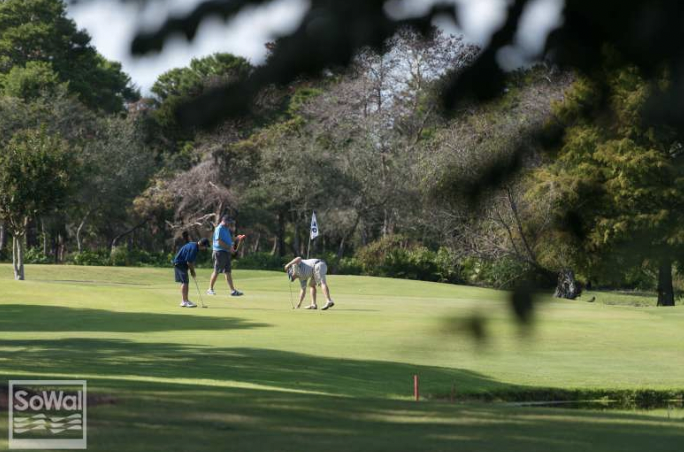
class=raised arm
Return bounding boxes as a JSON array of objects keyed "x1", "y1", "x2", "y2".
[{"x1": 284, "y1": 256, "x2": 302, "y2": 271}]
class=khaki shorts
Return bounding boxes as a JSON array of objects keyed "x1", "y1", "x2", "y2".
[
  {"x1": 313, "y1": 261, "x2": 327, "y2": 286},
  {"x1": 300, "y1": 260, "x2": 328, "y2": 288}
]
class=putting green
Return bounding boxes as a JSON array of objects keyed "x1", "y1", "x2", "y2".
[{"x1": 0, "y1": 264, "x2": 682, "y2": 451}]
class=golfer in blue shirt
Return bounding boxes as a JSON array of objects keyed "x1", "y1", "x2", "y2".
[
  {"x1": 207, "y1": 215, "x2": 244, "y2": 297},
  {"x1": 173, "y1": 238, "x2": 210, "y2": 308}
]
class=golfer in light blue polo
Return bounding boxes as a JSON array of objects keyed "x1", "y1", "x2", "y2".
[{"x1": 207, "y1": 215, "x2": 244, "y2": 297}]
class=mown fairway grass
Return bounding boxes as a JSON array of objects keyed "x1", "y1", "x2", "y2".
[{"x1": 0, "y1": 264, "x2": 683, "y2": 451}]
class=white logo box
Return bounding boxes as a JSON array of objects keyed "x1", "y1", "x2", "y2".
[{"x1": 9, "y1": 380, "x2": 87, "y2": 450}]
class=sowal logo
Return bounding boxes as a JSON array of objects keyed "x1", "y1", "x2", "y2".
[{"x1": 9, "y1": 380, "x2": 87, "y2": 450}]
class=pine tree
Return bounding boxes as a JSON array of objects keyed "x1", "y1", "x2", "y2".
[
  {"x1": 0, "y1": 0, "x2": 138, "y2": 112},
  {"x1": 533, "y1": 49, "x2": 684, "y2": 305}
]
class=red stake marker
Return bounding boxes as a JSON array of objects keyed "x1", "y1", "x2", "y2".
[{"x1": 414, "y1": 375, "x2": 419, "y2": 401}]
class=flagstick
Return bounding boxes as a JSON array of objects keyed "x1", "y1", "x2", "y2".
[{"x1": 307, "y1": 236, "x2": 311, "y2": 259}]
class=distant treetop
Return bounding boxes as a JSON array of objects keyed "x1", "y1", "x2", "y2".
[{"x1": 0, "y1": 0, "x2": 139, "y2": 112}]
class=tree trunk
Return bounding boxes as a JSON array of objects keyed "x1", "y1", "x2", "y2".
[
  {"x1": 41, "y1": 219, "x2": 49, "y2": 256},
  {"x1": 554, "y1": 269, "x2": 582, "y2": 300},
  {"x1": 0, "y1": 223, "x2": 5, "y2": 253},
  {"x1": 657, "y1": 258, "x2": 675, "y2": 307},
  {"x1": 271, "y1": 236, "x2": 278, "y2": 256},
  {"x1": 58, "y1": 233, "x2": 66, "y2": 263},
  {"x1": 361, "y1": 227, "x2": 368, "y2": 246},
  {"x1": 292, "y1": 214, "x2": 300, "y2": 256},
  {"x1": 337, "y1": 237, "x2": 346, "y2": 260},
  {"x1": 25, "y1": 220, "x2": 36, "y2": 250},
  {"x1": 76, "y1": 210, "x2": 92, "y2": 253},
  {"x1": 382, "y1": 208, "x2": 389, "y2": 238},
  {"x1": 110, "y1": 219, "x2": 148, "y2": 251},
  {"x1": 505, "y1": 186, "x2": 538, "y2": 263},
  {"x1": 51, "y1": 232, "x2": 59, "y2": 264},
  {"x1": 12, "y1": 234, "x2": 25, "y2": 280},
  {"x1": 337, "y1": 213, "x2": 362, "y2": 259},
  {"x1": 277, "y1": 210, "x2": 285, "y2": 257},
  {"x1": 252, "y1": 232, "x2": 261, "y2": 253}
]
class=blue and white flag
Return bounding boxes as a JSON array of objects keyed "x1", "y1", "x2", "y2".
[{"x1": 310, "y1": 212, "x2": 319, "y2": 240}]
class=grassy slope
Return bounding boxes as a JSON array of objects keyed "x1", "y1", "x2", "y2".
[{"x1": 0, "y1": 264, "x2": 682, "y2": 451}]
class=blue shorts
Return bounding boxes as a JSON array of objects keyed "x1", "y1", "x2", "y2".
[{"x1": 174, "y1": 265, "x2": 189, "y2": 284}]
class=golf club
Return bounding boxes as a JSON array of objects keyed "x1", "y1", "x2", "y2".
[
  {"x1": 192, "y1": 275, "x2": 208, "y2": 308},
  {"x1": 286, "y1": 266, "x2": 296, "y2": 309},
  {"x1": 288, "y1": 278, "x2": 295, "y2": 309}
]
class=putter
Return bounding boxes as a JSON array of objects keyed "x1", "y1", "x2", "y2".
[
  {"x1": 288, "y1": 279, "x2": 295, "y2": 309},
  {"x1": 287, "y1": 267, "x2": 295, "y2": 309},
  {"x1": 192, "y1": 275, "x2": 208, "y2": 308}
]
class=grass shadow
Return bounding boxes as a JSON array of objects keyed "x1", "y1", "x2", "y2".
[
  {"x1": 0, "y1": 305, "x2": 270, "y2": 333},
  {"x1": 0, "y1": 338, "x2": 507, "y2": 398},
  {"x1": 1, "y1": 340, "x2": 683, "y2": 451}
]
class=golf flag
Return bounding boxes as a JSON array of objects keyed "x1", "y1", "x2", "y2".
[{"x1": 310, "y1": 211, "x2": 319, "y2": 240}]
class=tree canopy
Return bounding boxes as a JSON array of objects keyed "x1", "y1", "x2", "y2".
[
  {"x1": 531, "y1": 50, "x2": 684, "y2": 305},
  {"x1": 0, "y1": 0, "x2": 138, "y2": 112},
  {"x1": 0, "y1": 127, "x2": 76, "y2": 279}
]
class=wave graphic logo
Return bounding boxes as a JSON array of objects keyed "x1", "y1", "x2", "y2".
[
  {"x1": 9, "y1": 380, "x2": 87, "y2": 450},
  {"x1": 13, "y1": 413, "x2": 83, "y2": 434}
]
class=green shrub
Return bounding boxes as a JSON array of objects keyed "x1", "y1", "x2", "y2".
[
  {"x1": 318, "y1": 251, "x2": 339, "y2": 265},
  {"x1": 109, "y1": 246, "x2": 129, "y2": 266},
  {"x1": 71, "y1": 249, "x2": 111, "y2": 266},
  {"x1": 193, "y1": 249, "x2": 212, "y2": 268},
  {"x1": 355, "y1": 236, "x2": 442, "y2": 282},
  {"x1": 434, "y1": 247, "x2": 463, "y2": 283},
  {"x1": 486, "y1": 257, "x2": 534, "y2": 289},
  {"x1": 79, "y1": 247, "x2": 174, "y2": 267},
  {"x1": 459, "y1": 256, "x2": 487, "y2": 285},
  {"x1": 409, "y1": 247, "x2": 441, "y2": 281},
  {"x1": 337, "y1": 257, "x2": 363, "y2": 275},
  {"x1": 355, "y1": 235, "x2": 409, "y2": 276},
  {"x1": 233, "y1": 252, "x2": 288, "y2": 271},
  {"x1": 381, "y1": 247, "x2": 440, "y2": 281},
  {"x1": 622, "y1": 266, "x2": 656, "y2": 291},
  {"x1": 127, "y1": 249, "x2": 175, "y2": 267},
  {"x1": 24, "y1": 247, "x2": 51, "y2": 264},
  {"x1": 459, "y1": 256, "x2": 536, "y2": 289}
]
